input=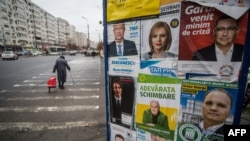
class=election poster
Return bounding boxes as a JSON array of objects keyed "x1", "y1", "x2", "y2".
[
  {"x1": 177, "y1": 1, "x2": 248, "y2": 82},
  {"x1": 108, "y1": 21, "x2": 140, "y2": 76},
  {"x1": 177, "y1": 79, "x2": 238, "y2": 141},
  {"x1": 135, "y1": 73, "x2": 182, "y2": 141},
  {"x1": 110, "y1": 124, "x2": 136, "y2": 141},
  {"x1": 107, "y1": 0, "x2": 160, "y2": 22},
  {"x1": 108, "y1": 75, "x2": 136, "y2": 129},
  {"x1": 140, "y1": 2, "x2": 181, "y2": 77},
  {"x1": 186, "y1": 0, "x2": 250, "y2": 8},
  {"x1": 140, "y1": 58, "x2": 178, "y2": 77},
  {"x1": 161, "y1": 0, "x2": 182, "y2": 5}
]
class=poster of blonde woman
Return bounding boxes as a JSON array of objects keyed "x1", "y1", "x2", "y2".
[{"x1": 140, "y1": 2, "x2": 181, "y2": 77}]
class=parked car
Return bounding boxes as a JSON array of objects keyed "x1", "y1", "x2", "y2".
[
  {"x1": 69, "y1": 50, "x2": 77, "y2": 55},
  {"x1": 35, "y1": 50, "x2": 42, "y2": 55},
  {"x1": 15, "y1": 51, "x2": 24, "y2": 56},
  {"x1": 80, "y1": 49, "x2": 86, "y2": 54},
  {"x1": 23, "y1": 50, "x2": 32, "y2": 56},
  {"x1": 2, "y1": 51, "x2": 18, "y2": 60},
  {"x1": 85, "y1": 49, "x2": 97, "y2": 56},
  {"x1": 30, "y1": 50, "x2": 42, "y2": 56}
]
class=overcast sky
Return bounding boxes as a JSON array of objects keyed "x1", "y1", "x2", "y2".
[{"x1": 32, "y1": 0, "x2": 103, "y2": 42}]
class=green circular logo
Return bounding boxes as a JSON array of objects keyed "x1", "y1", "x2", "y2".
[{"x1": 178, "y1": 123, "x2": 202, "y2": 141}]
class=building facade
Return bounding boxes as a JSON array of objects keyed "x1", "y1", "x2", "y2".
[{"x1": 0, "y1": 0, "x2": 87, "y2": 51}]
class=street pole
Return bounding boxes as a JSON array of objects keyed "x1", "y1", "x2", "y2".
[
  {"x1": 99, "y1": 32, "x2": 100, "y2": 42},
  {"x1": 87, "y1": 24, "x2": 89, "y2": 47},
  {"x1": 82, "y1": 16, "x2": 90, "y2": 49},
  {"x1": 95, "y1": 29, "x2": 101, "y2": 43}
]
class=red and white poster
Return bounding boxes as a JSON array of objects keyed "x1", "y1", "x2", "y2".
[{"x1": 177, "y1": 1, "x2": 248, "y2": 82}]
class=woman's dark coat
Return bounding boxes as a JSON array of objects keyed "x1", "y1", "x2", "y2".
[{"x1": 53, "y1": 56, "x2": 70, "y2": 83}]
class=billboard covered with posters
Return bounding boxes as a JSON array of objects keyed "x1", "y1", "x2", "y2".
[{"x1": 105, "y1": 0, "x2": 249, "y2": 141}]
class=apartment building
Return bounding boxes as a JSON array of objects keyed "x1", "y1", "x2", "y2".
[
  {"x1": 67, "y1": 24, "x2": 77, "y2": 46},
  {"x1": 0, "y1": 0, "x2": 85, "y2": 52},
  {"x1": 45, "y1": 12, "x2": 57, "y2": 46}
]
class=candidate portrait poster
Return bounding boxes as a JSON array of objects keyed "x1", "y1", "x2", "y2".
[
  {"x1": 140, "y1": 2, "x2": 181, "y2": 58},
  {"x1": 109, "y1": 76, "x2": 136, "y2": 129},
  {"x1": 177, "y1": 79, "x2": 239, "y2": 141},
  {"x1": 110, "y1": 124, "x2": 136, "y2": 141},
  {"x1": 135, "y1": 73, "x2": 182, "y2": 141},
  {"x1": 108, "y1": 21, "x2": 140, "y2": 76},
  {"x1": 140, "y1": 2, "x2": 181, "y2": 77},
  {"x1": 177, "y1": 2, "x2": 248, "y2": 82}
]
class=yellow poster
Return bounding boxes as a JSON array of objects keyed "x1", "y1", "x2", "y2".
[
  {"x1": 161, "y1": 0, "x2": 181, "y2": 5},
  {"x1": 107, "y1": 0, "x2": 160, "y2": 22}
]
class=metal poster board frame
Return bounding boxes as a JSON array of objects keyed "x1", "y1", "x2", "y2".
[{"x1": 103, "y1": 0, "x2": 250, "y2": 141}]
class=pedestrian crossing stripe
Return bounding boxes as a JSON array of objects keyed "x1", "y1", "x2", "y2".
[
  {"x1": 1, "y1": 88, "x2": 100, "y2": 93},
  {"x1": 1, "y1": 95, "x2": 99, "y2": 101},
  {"x1": 0, "y1": 121, "x2": 99, "y2": 131},
  {"x1": 0, "y1": 105, "x2": 99, "y2": 112},
  {"x1": 24, "y1": 78, "x2": 98, "y2": 83},
  {"x1": 13, "y1": 82, "x2": 100, "y2": 87}
]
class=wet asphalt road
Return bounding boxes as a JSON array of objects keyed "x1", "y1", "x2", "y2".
[{"x1": 0, "y1": 54, "x2": 107, "y2": 141}]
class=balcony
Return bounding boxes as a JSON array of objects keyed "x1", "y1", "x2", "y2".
[
  {"x1": 16, "y1": 23, "x2": 27, "y2": 29},
  {"x1": 0, "y1": 1, "x2": 6, "y2": 9},
  {"x1": 16, "y1": 30, "x2": 27, "y2": 34},
  {"x1": 17, "y1": 36, "x2": 28, "y2": 41},
  {"x1": 16, "y1": 16, "x2": 26, "y2": 23},
  {"x1": 4, "y1": 34, "x2": 12, "y2": 40}
]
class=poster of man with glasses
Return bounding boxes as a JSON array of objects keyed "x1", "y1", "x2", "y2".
[{"x1": 177, "y1": 2, "x2": 248, "y2": 82}]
